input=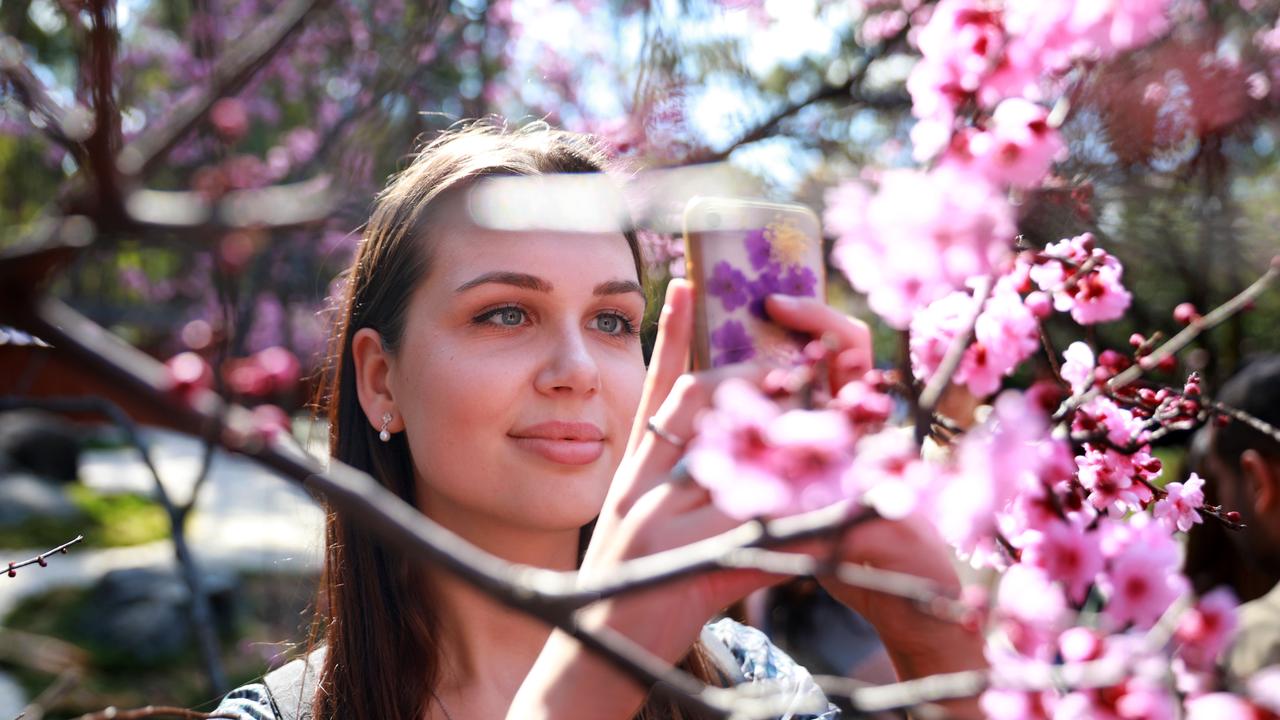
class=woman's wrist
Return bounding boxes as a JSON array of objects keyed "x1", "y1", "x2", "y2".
[{"x1": 508, "y1": 597, "x2": 704, "y2": 720}]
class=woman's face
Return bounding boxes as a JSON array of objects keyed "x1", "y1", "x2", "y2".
[{"x1": 385, "y1": 197, "x2": 647, "y2": 536}]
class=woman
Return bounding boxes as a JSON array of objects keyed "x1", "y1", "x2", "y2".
[{"x1": 216, "y1": 122, "x2": 984, "y2": 720}]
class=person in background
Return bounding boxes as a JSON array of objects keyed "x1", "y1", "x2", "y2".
[{"x1": 1198, "y1": 354, "x2": 1280, "y2": 684}]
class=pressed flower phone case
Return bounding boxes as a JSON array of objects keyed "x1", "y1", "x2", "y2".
[{"x1": 682, "y1": 197, "x2": 827, "y2": 371}]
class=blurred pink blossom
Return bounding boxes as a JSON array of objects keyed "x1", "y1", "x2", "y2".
[
  {"x1": 934, "y1": 392, "x2": 1047, "y2": 564},
  {"x1": 1175, "y1": 587, "x2": 1239, "y2": 671},
  {"x1": 1061, "y1": 341, "x2": 1096, "y2": 394},
  {"x1": 1097, "y1": 515, "x2": 1187, "y2": 629},
  {"x1": 1020, "y1": 518, "x2": 1104, "y2": 603},
  {"x1": 828, "y1": 168, "x2": 1015, "y2": 329},
  {"x1": 910, "y1": 277, "x2": 1038, "y2": 398},
  {"x1": 687, "y1": 379, "x2": 855, "y2": 519},
  {"x1": 1184, "y1": 693, "x2": 1262, "y2": 720},
  {"x1": 965, "y1": 98, "x2": 1066, "y2": 187}
]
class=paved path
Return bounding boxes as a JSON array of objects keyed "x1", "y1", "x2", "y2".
[{"x1": 0, "y1": 427, "x2": 327, "y2": 716}]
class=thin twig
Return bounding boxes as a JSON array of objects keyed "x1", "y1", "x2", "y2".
[
  {"x1": 5, "y1": 536, "x2": 83, "y2": 579},
  {"x1": 915, "y1": 275, "x2": 995, "y2": 445},
  {"x1": 680, "y1": 24, "x2": 911, "y2": 165},
  {"x1": 0, "y1": 396, "x2": 228, "y2": 691},
  {"x1": 1055, "y1": 257, "x2": 1280, "y2": 422}
]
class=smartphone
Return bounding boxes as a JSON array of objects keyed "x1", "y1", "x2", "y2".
[{"x1": 682, "y1": 197, "x2": 826, "y2": 371}]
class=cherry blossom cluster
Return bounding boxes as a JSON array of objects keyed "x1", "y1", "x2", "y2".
[
  {"x1": 826, "y1": 0, "x2": 1171, "y2": 328},
  {"x1": 684, "y1": 0, "x2": 1280, "y2": 715}
]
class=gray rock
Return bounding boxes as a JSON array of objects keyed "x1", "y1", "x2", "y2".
[
  {"x1": 0, "y1": 472, "x2": 81, "y2": 527},
  {"x1": 79, "y1": 567, "x2": 240, "y2": 666},
  {"x1": 0, "y1": 410, "x2": 81, "y2": 483}
]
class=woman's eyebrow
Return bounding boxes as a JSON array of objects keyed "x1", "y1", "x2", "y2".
[
  {"x1": 454, "y1": 271, "x2": 552, "y2": 294},
  {"x1": 594, "y1": 279, "x2": 643, "y2": 297}
]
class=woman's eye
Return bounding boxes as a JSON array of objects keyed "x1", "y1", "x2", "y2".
[
  {"x1": 589, "y1": 312, "x2": 634, "y2": 336},
  {"x1": 477, "y1": 306, "x2": 528, "y2": 327}
]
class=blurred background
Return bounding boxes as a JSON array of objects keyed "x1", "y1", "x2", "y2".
[{"x1": 1, "y1": 0, "x2": 1279, "y2": 716}]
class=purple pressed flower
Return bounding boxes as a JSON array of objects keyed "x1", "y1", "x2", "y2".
[
  {"x1": 778, "y1": 265, "x2": 817, "y2": 298},
  {"x1": 744, "y1": 229, "x2": 772, "y2": 270},
  {"x1": 706, "y1": 261, "x2": 750, "y2": 312},
  {"x1": 747, "y1": 267, "x2": 782, "y2": 319},
  {"x1": 711, "y1": 320, "x2": 756, "y2": 366}
]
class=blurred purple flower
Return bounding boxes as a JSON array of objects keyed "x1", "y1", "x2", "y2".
[
  {"x1": 711, "y1": 320, "x2": 755, "y2": 366},
  {"x1": 706, "y1": 261, "x2": 750, "y2": 312},
  {"x1": 744, "y1": 229, "x2": 772, "y2": 270},
  {"x1": 778, "y1": 265, "x2": 817, "y2": 298}
]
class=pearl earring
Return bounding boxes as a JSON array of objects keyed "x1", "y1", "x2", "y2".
[{"x1": 379, "y1": 412, "x2": 393, "y2": 442}]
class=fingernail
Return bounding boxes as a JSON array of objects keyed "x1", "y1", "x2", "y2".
[{"x1": 768, "y1": 293, "x2": 799, "y2": 307}]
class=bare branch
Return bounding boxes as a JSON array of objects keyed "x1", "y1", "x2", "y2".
[
  {"x1": 0, "y1": 35, "x2": 90, "y2": 156},
  {"x1": 681, "y1": 25, "x2": 911, "y2": 165},
  {"x1": 1055, "y1": 257, "x2": 1280, "y2": 422},
  {"x1": 915, "y1": 275, "x2": 995, "y2": 445},
  {"x1": 4, "y1": 536, "x2": 83, "y2": 579},
  {"x1": 0, "y1": 395, "x2": 228, "y2": 691},
  {"x1": 116, "y1": 0, "x2": 326, "y2": 177}
]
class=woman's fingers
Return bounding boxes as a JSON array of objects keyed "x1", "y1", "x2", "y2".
[
  {"x1": 764, "y1": 294, "x2": 873, "y2": 389},
  {"x1": 622, "y1": 363, "x2": 767, "y2": 502},
  {"x1": 626, "y1": 280, "x2": 694, "y2": 457}
]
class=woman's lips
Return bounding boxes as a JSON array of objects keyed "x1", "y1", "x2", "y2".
[
  {"x1": 509, "y1": 437, "x2": 605, "y2": 465},
  {"x1": 509, "y1": 421, "x2": 606, "y2": 466}
]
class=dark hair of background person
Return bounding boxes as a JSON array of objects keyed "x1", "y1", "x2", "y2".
[
  {"x1": 1184, "y1": 354, "x2": 1280, "y2": 601},
  {"x1": 310, "y1": 120, "x2": 723, "y2": 720}
]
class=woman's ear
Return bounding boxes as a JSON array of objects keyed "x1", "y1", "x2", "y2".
[
  {"x1": 351, "y1": 327, "x2": 402, "y2": 434},
  {"x1": 1241, "y1": 449, "x2": 1278, "y2": 515}
]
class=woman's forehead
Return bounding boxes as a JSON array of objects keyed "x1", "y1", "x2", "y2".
[{"x1": 430, "y1": 208, "x2": 637, "y2": 288}]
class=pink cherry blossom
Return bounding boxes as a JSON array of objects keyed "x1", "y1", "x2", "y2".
[
  {"x1": 1114, "y1": 682, "x2": 1178, "y2": 720},
  {"x1": 1097, "y1": 515, "x2": 1188, "y2": 629},
  {"x1": 1075, "y1": 446, "x2": 1155, "y2": 514},
  {"x1": 1184, "y1": 693, "x2": 1262, "y2": 720},
  {"x1": 1175, "y1": 587, "x2": 1239, "y2": 671},
  {"x1": 1030, "y1": 233, "x2": 1133, "y2": 325},
  {"x1": 686, "y1": 379, "x2": 854, "y2": 520},
  {"x1": 1069, "y1": 0, "x2": 1173, "y2": 58},
  {"x1": 907, "y1": 0, "x2": 1007, "y2": 128},
  {"x1": 995, "y1": 564, "x2": 1069, "y2": 657},
  {"x1": 1020, "y1": 518, "x2": 1104, "y2": 603},
  {"x1": 1073, "y1": 396, "x2": 1149, "y2": 449},
  {"x1": 933, "y1": 392, "x2": 1047, "y2": 564},
  {"x1": 827, "y1": 167, "x2": 1016, "y2": 329},
  {"x1": 965, "y1": 98, "x2": 1066, "y2": 187},
  {"x1": 979, "y1": 688, "x2": 1053, "y2": 720},
  {"x1": 844, "y1": 429, "x2": 935, "y2": 519},
  {"x1": 909, "y1": 277, "x2": 1038, "y2": 397},
  {"x1": 1154, "y1": 472, "x2": 1206, "y2": 532},
  {"x1": 1061, "y1": 342, "x2": 1096, "y2": 395}
]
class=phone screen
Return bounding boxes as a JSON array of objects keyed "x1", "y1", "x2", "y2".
[{"x1": 685, "y1": 202, "x2": 825, "y2": 369}]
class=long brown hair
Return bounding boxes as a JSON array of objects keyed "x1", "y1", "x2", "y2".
[{"x1": 313, "y1": 121, "x2": 722, "y2": 720}]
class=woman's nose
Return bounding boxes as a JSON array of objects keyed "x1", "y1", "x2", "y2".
[{"x1": 533, "y1": 325, "x2": 600, "y2": 396}]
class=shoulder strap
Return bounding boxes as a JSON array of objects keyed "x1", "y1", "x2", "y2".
[{"x1": 263, "y1": 647, "x2": 327, "y2": 720}]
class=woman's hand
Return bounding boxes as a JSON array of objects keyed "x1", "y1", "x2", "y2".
[
  {"x1": 510, "y1": 283, "x2": 882, "y2": 719},
  {"x1": 818, "y1": 514, "x2": 988, "y2": 719}
]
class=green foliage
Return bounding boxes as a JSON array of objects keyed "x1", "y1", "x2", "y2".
[
  {"x1": 0, "y1": 484, "x2": 170, "y2": 550},
  {"x1": 3, "y1": 572, "x2": 319, "y2": 719}
]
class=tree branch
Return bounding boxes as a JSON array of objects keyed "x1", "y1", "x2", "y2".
[
  {"x1": 1055, "y1": 256, "x2": 1280, "y2": 422},
  {"x1": 116, "y1": 0, "x2": 326, "y2": 177},
  {"x1": 4, "y1": 535, "x2": 83, "y2": 579}
]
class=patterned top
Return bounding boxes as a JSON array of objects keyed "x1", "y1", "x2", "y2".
[{"x1": 213, "y1": 618, "x2": 840, "y2": 719}]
